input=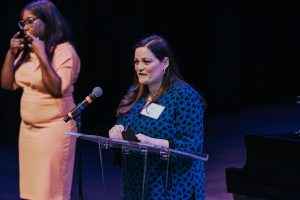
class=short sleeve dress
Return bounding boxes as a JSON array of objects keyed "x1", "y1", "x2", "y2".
[{"x1": 14, "y1": 42, "x2": 80, "y2": 200}]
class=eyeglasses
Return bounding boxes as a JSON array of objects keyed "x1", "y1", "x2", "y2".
[{"x1": 18, "y1": 17, "x2": 39, "y2": 29}]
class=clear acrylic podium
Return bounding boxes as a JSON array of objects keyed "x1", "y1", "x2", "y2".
[{"x1": 65, "y1": 132, "x2": 209, "y2": 199}]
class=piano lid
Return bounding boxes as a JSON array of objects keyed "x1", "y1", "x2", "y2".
[{"x1": 243, "y1": 132, "x2": 300, "y2": 189}]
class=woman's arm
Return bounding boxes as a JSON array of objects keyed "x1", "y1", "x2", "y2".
[
  {"x1": 27, "y1": 33, "x2": 62, "y2": 98},
  {"x1": 1, "y1": 50, "x2": 17, "y2": 90},
  {"x1": 171, "y1": 86, "x2": 205, "y2": 153},
  {"x1": 38, "y1": 50, "x2": 62, "y2": 98},
  {"x1": 1, "y1": 32, "x2": 23, "y2": 90}
]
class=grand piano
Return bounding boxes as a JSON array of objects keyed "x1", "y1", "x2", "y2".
[{"x1": 226, "y1": 132, "x2": 300, "y2": 200}]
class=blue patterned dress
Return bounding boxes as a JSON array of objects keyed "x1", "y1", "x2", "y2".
[{"x1": 116, "y1": 82, "x2": 206, "y2": 200}]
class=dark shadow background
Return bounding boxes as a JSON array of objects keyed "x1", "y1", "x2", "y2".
[{"x1": 0, "y1": 0, "x2": 299, "y2": 143}]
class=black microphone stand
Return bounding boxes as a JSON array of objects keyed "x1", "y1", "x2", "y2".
[{"x1": 75, "y1": 115, "x2": 84, "y2": 200}]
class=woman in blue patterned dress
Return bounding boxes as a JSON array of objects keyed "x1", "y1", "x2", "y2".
[{"x1": 109, "y1": 34, "x2": 206, "y2": 200}]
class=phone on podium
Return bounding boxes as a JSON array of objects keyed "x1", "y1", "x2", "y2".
[{"x1": 122, "y1": 127, "x2": 139, "y2": 142}]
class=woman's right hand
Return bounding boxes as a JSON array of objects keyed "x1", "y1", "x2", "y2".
[
  {"x1": 108, "y1": 124, "x2": 124, "y2": 140},
  {"x1": 9, "y1": 32, "x2": 24, "y2": 56}
]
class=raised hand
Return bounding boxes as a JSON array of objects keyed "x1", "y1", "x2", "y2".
[
  {"x1": 26, "y1": 32, "x2": 46, "y2": 59},
  {"x1": 9, "y1": 32, "x2": 25, "y2": 56}
]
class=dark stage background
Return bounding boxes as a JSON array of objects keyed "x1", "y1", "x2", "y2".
[{"x1": 0, "y1": 0, "x2": 299, "y2": 143}]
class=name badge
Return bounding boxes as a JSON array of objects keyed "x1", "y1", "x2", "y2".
[{"x1": 140, "y1": 103, "x2": 165, "y2": 119}]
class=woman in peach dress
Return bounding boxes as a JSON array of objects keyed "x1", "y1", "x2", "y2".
[{"x1": 1, "y1": 1, "x2": 80, "y2": 199}]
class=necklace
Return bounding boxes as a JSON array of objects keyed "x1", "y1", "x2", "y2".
[
  {"x1": 143, "y1": 89, "x2": 160, "y2": 112},
  {"x1": 149, "y1": 89, "x2": 160, "y2": 100}
]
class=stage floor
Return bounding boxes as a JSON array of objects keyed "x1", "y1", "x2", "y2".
[{"x1": 1, "y1": 104, "x2": 299, "y2": 200}]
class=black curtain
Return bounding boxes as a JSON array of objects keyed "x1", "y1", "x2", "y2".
[{"x1": 1, "y1": 0, "x2": 299, "y2": 142}]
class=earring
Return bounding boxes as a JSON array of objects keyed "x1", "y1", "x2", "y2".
[{"x1": 163, "y1": 68, "x2": 166, "y2": 73}]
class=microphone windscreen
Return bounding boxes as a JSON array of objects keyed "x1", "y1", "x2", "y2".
[{"x1": 92, "y1": 87, "x2": 103, "y2": 98}]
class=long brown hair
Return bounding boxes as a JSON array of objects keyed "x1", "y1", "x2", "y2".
[{"x1": 116, "y1": 34, "x2": 186, "y2": 117}]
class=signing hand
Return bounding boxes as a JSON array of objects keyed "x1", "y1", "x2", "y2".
[
  {"x1": 26, "y1": 32, "x2": 46, "y2": 59},
  {"x1": 109, "y1": 124, "x2": 125, "y2": 140},
  {"x1": 9, "y1": 32, "x2": 25, "y2": 56}
]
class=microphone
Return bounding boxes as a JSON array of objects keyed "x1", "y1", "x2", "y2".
[{"x1": 64, "y1": 87, "x2": 103, "y2": 122}]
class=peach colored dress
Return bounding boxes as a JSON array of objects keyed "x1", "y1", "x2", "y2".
[{"x1": 14, "y1": 42, "x2": 80, "y2": 200}]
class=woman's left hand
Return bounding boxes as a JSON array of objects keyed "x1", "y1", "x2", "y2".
[
  {"x1": 136, "y1": 133, "x2": 155, "y2": 144},
  {"x1": 26, "y1": 32, "x2": 47, "y2": 58},
  {"x1": 136, "y1": 133, "x2": 169, "y2": 148}
]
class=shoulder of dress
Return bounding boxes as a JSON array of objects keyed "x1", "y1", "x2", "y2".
[
  {"x1": 54, "y1": 42, "x2": 73, "y2": 52},
  {"x1": 172, "y1": 82, "x2": 195, "y2": 93},
  {"x1": 53, "y1": 42, "x2": 78, "y2": 58},
  {"x1": 172, "y1": 83, "x2": 204, "y2": 102}
]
